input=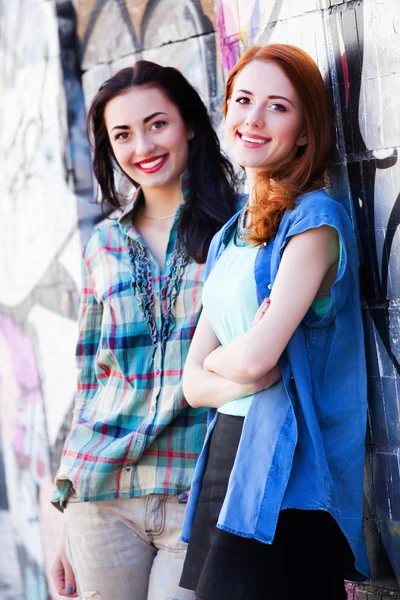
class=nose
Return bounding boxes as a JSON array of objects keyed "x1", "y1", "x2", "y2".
[
  {"x1": 245, "y1": 106, "x2": 264, "y2": 129},
  {"x1": 135, "y1": 133, "x2": 156, "y2": 156}
]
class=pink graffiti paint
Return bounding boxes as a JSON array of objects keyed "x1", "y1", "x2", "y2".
[
  {"x1": 345, "y1": 581, "x2": 360, "y2": 600},
  {"x1": 0, "y1": 317, "x2": 40, "y2": 389},
  {"x1": 0, "y1": 317, "x2": 48, "y2": 478},
  {"x1": 217, "y1": 4, "x2": 240, "y2": 71}
]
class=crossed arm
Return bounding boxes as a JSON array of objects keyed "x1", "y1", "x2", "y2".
[{"x1": 183, "y1": 226, "x2": 339, "y2": 407}]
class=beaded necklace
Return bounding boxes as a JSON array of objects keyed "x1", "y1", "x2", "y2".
[{"x1": 234, "y1": 205, "x2": 252, "y2": 247}]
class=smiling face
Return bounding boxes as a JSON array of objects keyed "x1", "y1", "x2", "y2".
[
  {"x1": 225, "y1": 60, "x2": 308, "y2": 178},
  {"x1": 104, "y1": 85, "x2": 192, "y2": 196}
]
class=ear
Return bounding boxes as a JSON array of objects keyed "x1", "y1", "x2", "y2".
[{"x1": 296, "y1": 131, "x2": 308, "y2": 147}]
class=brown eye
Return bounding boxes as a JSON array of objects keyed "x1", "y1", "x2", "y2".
[
  {"x1": 270, "y1": 103, "x2": 287, "y2": 112},
  {"x1": 236, "y1": 97, "x2": 250, "y2": 105},
  {"x1": 115, "y1": 131, "x2": 130, "y2": 140},
  {"x1": 150, "y1": 120, "x2": 167, "y2": 130}
]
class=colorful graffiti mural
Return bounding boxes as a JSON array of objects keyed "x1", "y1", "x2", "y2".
[
  {"x1": 1, "y1": 0, "x2": 399, "y2": 598},
  {"x1": 0, "y1": 0, "x2": 83, "y2": 597}
]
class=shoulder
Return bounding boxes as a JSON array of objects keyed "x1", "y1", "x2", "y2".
[
  {"x1": 292, "y1": 189, "x2": 347, "y2": 219},
  {"x1": 284, "y1": 189, "x2": 354, "y2": 239}
]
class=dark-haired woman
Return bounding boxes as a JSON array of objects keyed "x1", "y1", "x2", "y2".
[
  {"x1": 50, "y1": 61, "x2": 279, "y2": 600},
  {"x1": 179, "y1": 44, "x2": 370, "y2": 600}
]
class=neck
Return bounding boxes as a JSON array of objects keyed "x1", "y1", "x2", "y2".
[
  {"x1": 141, "y1": 183, "x2": 182, "y2": 218},
  {"x1": 245, "y1": 168, "x2": 258, "y2": 207}
]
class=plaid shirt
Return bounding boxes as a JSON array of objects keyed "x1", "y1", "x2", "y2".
[{"x1": 53, "y1": 176, "x2": 208, "y2": 510}]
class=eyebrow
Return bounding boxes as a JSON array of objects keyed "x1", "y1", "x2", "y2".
[
  {"x1": 143, "y1": 111, "x2": 168, "y2": 124},
  {"x1": 235, "y1": 89, "x2": 295, "y2": 107},
  {"x1": 111, "y1": 111, "x2": 168, "y2": 132}
]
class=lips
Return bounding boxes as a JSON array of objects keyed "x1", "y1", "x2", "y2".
[{"x1": 135, "y1": 154, "x2": 168, "y2": 173}]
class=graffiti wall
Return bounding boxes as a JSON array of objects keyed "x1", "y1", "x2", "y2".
[
  {"x1": 0, "y1": 0, "x2": 89, "y2": 598},
  {"x1": 0, "y1": 0, "x2": 399, "y2": 599}
]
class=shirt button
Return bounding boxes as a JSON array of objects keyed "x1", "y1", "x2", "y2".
[
  {"x1": 137, "y1": 439, "x2": 143, "y2": 446},
  {"x1": 156, "y1": 368, "x2": 161, "y2": 375},
  {"x1": 125, "y1": 465, "x2": 132, "y2": 472},
  {"x1": 267, "y1": 284, "x2": 271, "y2": 290},
  {"x1": 166, "y1": 260, "x2": 171, "y2": 266},
  {"x1": 151, "y1": 405, "x2": 156, "y2": 412}
]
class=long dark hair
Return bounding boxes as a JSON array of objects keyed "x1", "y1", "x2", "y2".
[{"x1": 87, "y1": 61, "x2": 237, "y2": 263}]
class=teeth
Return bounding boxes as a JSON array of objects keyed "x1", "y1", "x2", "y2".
[
  {"x1": 241, "y1": 135, "x2": 265, "y2": 144},
  {"x1": 139, "y1": 156, "x2": 164, "y2": 169}
]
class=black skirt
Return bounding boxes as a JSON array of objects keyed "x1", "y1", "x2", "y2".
[{"x1": 179, "y1": 413, "x2": 348, "y2": 600}]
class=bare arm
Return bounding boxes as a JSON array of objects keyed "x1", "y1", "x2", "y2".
[
  {"x1": 183, "y1": 311, "x2": 281, "y2": 408},
  {"x1": 204, "y1": 226, "x2": 339, "y2": 383}
]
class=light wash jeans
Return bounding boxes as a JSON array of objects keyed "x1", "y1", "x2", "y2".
[{"x1": 65, "y1": 493, "x2": 195, "y2": 600}]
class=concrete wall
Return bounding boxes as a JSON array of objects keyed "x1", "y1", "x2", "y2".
[{"x1": 0, "y1": 1, "x2": 399, "y2": 599}]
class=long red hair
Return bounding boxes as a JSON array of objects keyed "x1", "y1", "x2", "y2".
[{"x1": 224, "y1": 44, "x2": 331, "y2": 245}]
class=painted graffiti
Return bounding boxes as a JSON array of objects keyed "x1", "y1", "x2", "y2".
[
  {"x1": 1, "y1": 0, "x2": 399, "y2": 598},
  {"x1": 0, "y1": 0, "x2": 82, "y2": 597}
]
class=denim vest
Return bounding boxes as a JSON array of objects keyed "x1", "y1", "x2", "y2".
[{"x1": 181, "y1": 189, "x2": 370, "y2": 580}]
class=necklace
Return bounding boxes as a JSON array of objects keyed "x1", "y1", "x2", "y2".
[
  {"x1": 140, "y1": 211, "x2": 176, "y2": 221},
  {"x1": 235, "y1": 205, "x2": 252, "y2": 246}
]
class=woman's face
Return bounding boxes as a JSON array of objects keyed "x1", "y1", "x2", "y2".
[
  {"x1": 104, "y1": 85, "x2": 192, "y2": 195},
  {"x1": 225, "y1": 60, "x2": 308, "y2": 176}
]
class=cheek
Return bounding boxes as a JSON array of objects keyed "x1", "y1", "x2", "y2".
[
  {"x1": 172, "y1": 132, "x2": 190, "y2": 163},
  {"x1": 114, "y1": 148, "x2": 131, "y2": 168},
  {"x1": 109, "y1": 140, "x2": 127, "y2": 163},
  {"x1": 280, "y1": 118, "x2": 304, "y2": 144},
  {"x1": 166, "y1": 128, "x2": 189, "y2": 154},
  {"x1": 224, "y1": 113, "x2": 236, "y2": 139}
]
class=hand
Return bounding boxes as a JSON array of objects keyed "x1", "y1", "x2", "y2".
[
  {"x1": 252, "y1": 297, "x2": 271, "y2": 327},
  {"x1": 251, "y1": 298, "x2": 282, "y2": 390},
  {"x1": 247, "y1": 362, "x2": 282, "y2": 395},
  {"x1": 50, "y1": 524, "x2": 78, "y2": 598}
]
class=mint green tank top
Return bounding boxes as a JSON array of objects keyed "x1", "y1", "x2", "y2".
[
  {"x1": 202, "y1": 233, "x2": 336, "y2": 417},
  {"x1": 202, "y1": 235, "x2": 260, "y2": 416}
]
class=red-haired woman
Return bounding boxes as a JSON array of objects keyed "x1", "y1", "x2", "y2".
[{"x1": 179, "y1": 44, "x2": 370, "y2": 600}]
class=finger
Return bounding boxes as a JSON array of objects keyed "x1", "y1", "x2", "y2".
[
  {"x1": 252, "y1": 298, "x2": 271, "y2": 327},
  {"x1": 178, "y1": 490, "x2": 191, "y2": 504},
  {"x1": 252, "y1": 308, "x2": 266, "y2": 327},
  {"x1": 51, "y1": 567, "x2": 78, "y2": 598},
  {"x1": 51, "y1": 562, "x2": 66, "y2": 595},
  {"x1": 63, "y1": 561, "x2": 78, "y2": 597},
  {"x1": 260, "y1": 297, "x2": 271, "y2": 310}
]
